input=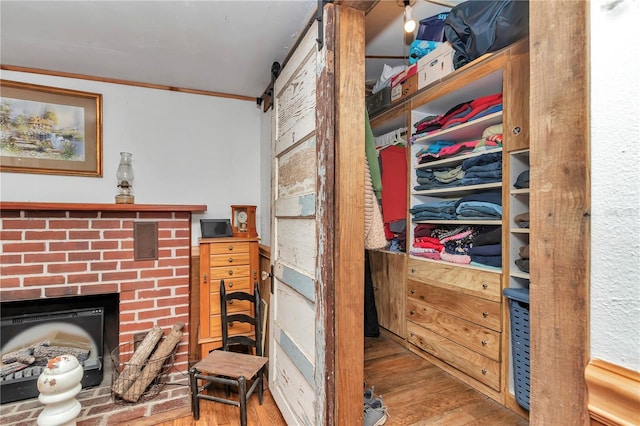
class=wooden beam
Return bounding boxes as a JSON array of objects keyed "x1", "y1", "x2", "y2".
[
  {"x1": 334, "y1": 4, "x2": 365, "y2": 426},
  {"x1": 0, "y1": 64, "x2": 255, "y2": 102},
  {"x1": 317, "y1": 4, "x2": 337, "y2": 425},
  {"x1": 529, "y1": 1, "x2": 590, "y2": 423},
  {"x1": 335, "y1": 0, "x2": 379, "y2": 14},
  {"x1": 0, "y1": 201, "x2": 206, "y2": 213}
]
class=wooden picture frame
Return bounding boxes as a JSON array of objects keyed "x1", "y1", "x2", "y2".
[{"x1": 0, "y1": 80, "x2": 102, "y2": 177}]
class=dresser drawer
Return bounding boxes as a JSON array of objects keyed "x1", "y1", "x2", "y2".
[
  {"x1": 407, "y1": 321, "x2": 500, "y2": 390},
  {"x1": 407, "y1": 279, "x2": 502, "y2": 331},
  {"x1": 210, "y1": 252, "x2": 251, "y2": 267},
  {"x1": 209, "y1": 242, "x2": 251, "y2": 255},
  {"x1": 408, "y1": 258, "x2": 501, "y2": 302},
  {"x1": 209, "y1": 264, "x2": 252, "y2": 280},
  {"x1": 407, "y1": 297, "x2": 501, "y2": 361}
]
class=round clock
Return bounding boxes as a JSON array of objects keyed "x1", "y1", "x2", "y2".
[
  {"x1": 231, "y1": 205, "x2": 258, "y2": 238},
  {"x1": 237, "y1": 211, "x2": 248, "y2": 232}
]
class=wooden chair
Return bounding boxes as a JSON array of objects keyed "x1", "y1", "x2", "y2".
[{"x1": 189, "y1": 280, "x2": 268, "y2": 426}]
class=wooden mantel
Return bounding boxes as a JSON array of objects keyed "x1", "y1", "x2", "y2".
[{"x1": 0, "y1": 201, "x2": 207, "y2": 213}]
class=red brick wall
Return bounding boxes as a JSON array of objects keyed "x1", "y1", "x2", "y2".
[{"x1": 0, "y1": 209, "x2": 192, "y2": 372}]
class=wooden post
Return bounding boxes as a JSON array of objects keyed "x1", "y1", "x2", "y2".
[
  {"x1": 334, "y1": 4, "x2": 365, "y2": 425},
  {"x1": 529, "y1": 1, "x2": 590, "y2": 423}
]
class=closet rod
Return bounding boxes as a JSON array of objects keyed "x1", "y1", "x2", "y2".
[{"x1": 366, "y1": 55, "x2": 409, "y2": 59}]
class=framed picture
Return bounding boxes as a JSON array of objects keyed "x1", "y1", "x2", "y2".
[{"x1": 0, "y1": 80, "x2": 102, "y2": 177}]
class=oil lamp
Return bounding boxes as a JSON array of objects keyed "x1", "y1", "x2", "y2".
[{"x1": 115, "y1": 152, "x2": 134, "y2": 204}]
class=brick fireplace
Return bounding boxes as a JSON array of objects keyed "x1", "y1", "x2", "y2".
[{"x1": 0, "y1": 201, "x2": 206, "y2": 425}]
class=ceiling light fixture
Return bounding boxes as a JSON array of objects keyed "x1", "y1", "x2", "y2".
[{"x1": 403, "y1": 0, "x2": 416, "y2": 33}]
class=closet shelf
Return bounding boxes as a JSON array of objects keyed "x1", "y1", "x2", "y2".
[
  {"x1": 415, "y1": 147, "x2": 503, "y2": 170},
  {"x1": 510, "y1": 188, "x2": 530, "y2": 196},
  {"x1": 412, "y1": 182, "x2": 501, "y2": 197},
  {"x1": 412, "y1": 112, "x2": 503, "y2": 145},
  {"x1": 409, "y1": 254, "x2": 502, "y2": 273},
  {"x1": 510, "y1": 270, "x2": 530, "y2": 280},
  {"x1": 413, "y1": 219, "x2": 502, "y2": 226},
  {"x1": 510, "y1": 228, "x2": 530, "y2": 234}
]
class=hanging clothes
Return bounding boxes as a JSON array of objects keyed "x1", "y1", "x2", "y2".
[
  {"x1": 380, "y1": 144, "x2": 407, "y2": 224},
  {"x1": 365, "y1": 109, "x2": 383, "y2": 199},
  {"x1": 364, "y1": 159, "x2": 387, "y2": 250}
]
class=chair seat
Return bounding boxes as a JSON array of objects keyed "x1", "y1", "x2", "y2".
[{"x1": 194, "y1": 350, "x2": 268, "y2": 379}]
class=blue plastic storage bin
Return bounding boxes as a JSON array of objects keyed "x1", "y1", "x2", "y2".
[{"x1": 503, "y1": 287, "x2": 530, "y2": 411}]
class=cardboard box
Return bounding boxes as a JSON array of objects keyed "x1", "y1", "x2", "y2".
[
  {"x1": 391, "y1": 74, "x2": 418, "y2": 103},
  {"x1": 390, "y1": 64, "x2": 418, "y2": 88},
  {"x1": 366, "y1": 87, "x2": 392, "y2": 116},
  {"x1": 417, "y1": 42, "x2": 455, "y2": 89}
]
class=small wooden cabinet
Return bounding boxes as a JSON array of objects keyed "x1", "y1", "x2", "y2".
[
  {"x1": 198, "y1": 237, "x2": 259, "y2": 359},
  {"x1": 368, "y1": 250, "x2": 406, "y2": 338}
]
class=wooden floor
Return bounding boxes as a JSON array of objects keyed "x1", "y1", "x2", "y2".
[{"x1": 160, "y1": 333, "x2": 528, "y2": 425}]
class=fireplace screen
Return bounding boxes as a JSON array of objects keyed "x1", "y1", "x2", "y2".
[{"x1": 0, "y1": 307, "x2": 104, "y2": 404}]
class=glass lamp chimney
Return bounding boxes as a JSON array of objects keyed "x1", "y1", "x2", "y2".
[{"x1": 115, "y1": 152, "x2": 134, "y2": 204}]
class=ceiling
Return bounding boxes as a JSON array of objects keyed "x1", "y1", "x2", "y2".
[{"x1": 0, "y1": 0, "x2": 457, "y2": 100}]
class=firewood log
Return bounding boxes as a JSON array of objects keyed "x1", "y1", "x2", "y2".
[
  {"x1": 0, "y1": 362, "x2": 29, "y2": 377},
  {"x1": 120, "y1": 323, "x2": 185, "y2": 402},
  {"x1": 1, "y1": 349, "x2": 35, "y2": 365},
  {"x1": 32, "y1": 345, "x2": 90, "y2": 362},
  {"x1": 111, "y1": 325, "x2": 163, "y2": 397}
]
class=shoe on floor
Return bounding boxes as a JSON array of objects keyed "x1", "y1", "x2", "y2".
[
  {"x1": 364, "y1": 397, "x2": 388, "y2": 426},
  {"x1": 363, "y1": 386, "x2": 375, "y2": 408}
]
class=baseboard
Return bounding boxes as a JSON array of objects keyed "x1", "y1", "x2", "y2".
[{"x1": 585, "y1": 359, "x2": 640, "y2": 426}]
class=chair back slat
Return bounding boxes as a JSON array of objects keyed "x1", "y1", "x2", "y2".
[
  {"x1": 226, "y1": 335, "x2": 256, "y2": 348},
  {"x1": 220, "y1": 279, "x2": 263, "y2": 356}
]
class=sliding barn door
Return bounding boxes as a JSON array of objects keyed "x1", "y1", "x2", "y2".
[
  {"x1": 268, "y1": 11, "x2": 335, "y2": 426},
  {"x1": 269, "y1": 4, "x2": 365, "y2": 424}
]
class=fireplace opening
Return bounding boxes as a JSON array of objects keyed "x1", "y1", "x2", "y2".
[{"x1": 0, "y1": 294, "x2": 119, "y2": 405}]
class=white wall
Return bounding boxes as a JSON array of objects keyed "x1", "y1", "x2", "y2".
[
  {"x1": 590, "y1": 0, "x2": 640, "y2": 371},
  {"x1": 259, "y1": 109, "x2": 273, "y2": 246},
  {"x1": 0, "y1": 71, "x2": 263, "y2": 245}
]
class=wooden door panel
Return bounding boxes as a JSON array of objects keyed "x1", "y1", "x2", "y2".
[
  {"x1": 275, "y1": 218, "x2": 317, "y2": 274},
  {"x1": 276, "y1": 136, "x2": 317, "y2": 199},
  {"x1": 269, "y1": 16, "x2": 328, "y2": 426},
  {"x1": 274, "y1": 54, "x2": 316, "y2": 155}
]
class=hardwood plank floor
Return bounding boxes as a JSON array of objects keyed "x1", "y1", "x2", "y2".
[{"x1": 160, "y1": 333, "x2": 528, "y2": 425}]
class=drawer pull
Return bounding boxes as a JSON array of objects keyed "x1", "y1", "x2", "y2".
[
  {"x1": 228, "y1": 282, "x2": 234, "y2": 288},
  {"x1": 481, "y1": 369, "x2": 488, "y2": 375},
  {"x1": 410, "y1": 289, "x2": 416, "y2": 295},
  {"x1": 203, "y1": 273, "x2": 207, "y2": 284},
  {"x1": 229, "y1": 322, "x2": 234, "y2": 328},
  {"x1": 481, "y1": 340, "x2": 488, "y2": 346},
  {"x1": 482, "y1": 312, "x2": 489, "y2": 318},
  {"x1": 410, "y1": 268, "x2": 416, "y2": 273},
  {"x1": 410, "y1": 310, "x2": 415, "y2": 316},
  {"x1": 228, "y1": 270, "x2": 234, "y2": 276},
  {"x1": 228, "y1": 245, "x2": 234, "y2": 251},
  {"x1": 482, "y1": 283, "x2": 488, "y2": 289},
  {"x1": 229, "y1": 300, "x2": 234, "y2": 305},
  {"x1": 228, "y1": 257, "x2": 234, "y2": 263}
]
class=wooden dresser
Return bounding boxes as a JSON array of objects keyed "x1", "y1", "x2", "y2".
[
  {"x1": 406, "y1": 259, "x2": 503, "y2": 395},
  {"x1": 198, "y1": 237, "x2": 259, "y2": 359}
]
